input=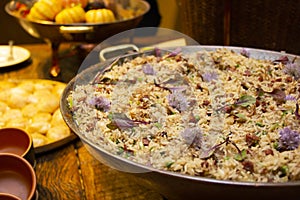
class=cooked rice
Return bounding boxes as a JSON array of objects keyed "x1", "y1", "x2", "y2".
[{"x1": 69, "y1": 48, "x2": 300, "y2": 182}]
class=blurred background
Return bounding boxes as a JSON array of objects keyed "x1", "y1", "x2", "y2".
[{"x1": 1, "y1": 0, "x2": 300, "y2": 54}]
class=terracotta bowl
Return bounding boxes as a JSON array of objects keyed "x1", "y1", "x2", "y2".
[
  {"x1": 0, "y1": 153, "x2": 36, "y2": 200},
  {"x1": 0, "y1": 128, "x2": 35, "y2": 167}
]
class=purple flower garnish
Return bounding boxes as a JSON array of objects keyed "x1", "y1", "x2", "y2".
[
  {"x1": 240, "y1": 48, "x2": 250, "y2": 58},
  {"x1": 285, "y1": 95, "x2": 297, "y2": 101},
  {"x1": 284, "y1": 95, "x2": 299, "y2": 120},
  {"x1": 202, "y1": 71, "x2": 218, "y2": 82},
  {"x1": 167, "y1": 90, "x2": 189, "y2": 112},
  {"x1": 142, "y1": 63, "x2": 155, "y2": 75},
  {"x1": 89, "y1": 96, "x2": 111, "y2": 112},
  {"x1": 283, "y1": 62, "x2": 300, "y2": 80},
  {"x1": 278, "y1": 127, "x2": 300, "y2": 151}
]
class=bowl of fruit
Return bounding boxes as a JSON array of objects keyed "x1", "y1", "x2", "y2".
[{"x1": 5, "y1": 0, "x2": 150, "y2": 76}]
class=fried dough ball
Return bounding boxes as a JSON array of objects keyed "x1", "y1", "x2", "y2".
[
  {"x1": 22, "y1": 104, "x2": 39, "y2": 118},
  {"x1": 46, "y1": 125, "x2": 71, "y2": 141},
  {"x1": 6, "y1": 118, "x2": 28, "y2": 130},
  {"x1": 27, "y1": 112, "x2": 52, "y2": 134},
  {"x1": 0, "y1": 80, "x2": 71, "y2": 149},
  {"x1": 33, "y1": 90, "x2": 59, "y2": 113},
  {"x1": 48, "y1": 109, "x2": 71, "y2": 141},
  {"x1": 17, "y1": 81, "x2": 35, "y2": 93},
  {"x1": 2, "y1": 109, "x2": 23, "y2": 123},
  {"x1": 51, "y1": 109, "x2": 65, "y2": 124},
  {"x1": 0, "y1": 102, "x2": 8, "y2": 114},
  {"x1": 33, "y1": 112, "x2": 52, "y2": 122},
  {"x1": 31, "y1": 133, "x2": 50, "y2": 147},
  {"x1": 0, "y1": 90, "x2": 11, "y2": 103},
  {"x1": 7, "y1": 87, "x2": 30, "y2": 109},
  {"x1": 34, "y1": 82, "x2": 54, "y2": 91}
]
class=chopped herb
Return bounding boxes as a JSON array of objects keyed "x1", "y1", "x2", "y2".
[
  {"x1": 234, "y1": 149, "x2": 247, "y2": 161},
  {"x1": 235, "y1": 113, "x2": 247, "y2": 122},
  {"x1": 67, "y1": 97, "x2": 73, "y2": 109},
  {"x1": 270, "y1": 123, "x2": 280, "y2": 131},
  {"x1": 235, "y1": 95, "x2": 256, "y2": 107},
  {"x1": 278, "y1": 165, "x2": 289, "y2": 177},
  {"x1": 165, "y1": 161, "x2": 174, "y2": 168},
  {"x1": 154, "y1": 122, "x2": 162, "y2": 129},
  {"x1": 255, "y1": 122, "x2": 265, "y2": 127}
]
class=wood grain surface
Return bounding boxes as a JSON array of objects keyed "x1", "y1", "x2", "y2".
[{"x1": 0, "y1": 43, "x2": 164, "y2": 200}]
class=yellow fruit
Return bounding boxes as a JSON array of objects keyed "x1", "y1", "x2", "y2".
[
  {"x1": 27, "y1": 0, "x2": 62, "y2": 21},
  {"x1": 55, "y1": 6, "x2": 86, "y2": 23},
  {"x1": 85, "y1": 9, "x2": 116, "y2": 23}
]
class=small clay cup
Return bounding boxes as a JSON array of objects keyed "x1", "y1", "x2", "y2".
[
  {"x1": 0, "y1": 193, "x2": 22, "y2": 200},
  {"x1": 0, "y1": 153, "x2": 37, "y2": 200},
  {"x1": 0, "y1": 128, "x2": 35, "y2": 167}
]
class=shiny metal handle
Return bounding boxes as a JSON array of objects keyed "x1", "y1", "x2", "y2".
[
  {"x1": 99, "y1": 44, "x2": 139, "y2": 61},
  {"x1": 59, "y1": 26, "x2": 94, "y2": 34}
]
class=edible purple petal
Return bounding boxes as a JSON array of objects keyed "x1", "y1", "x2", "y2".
[
  {"x1": 240, "y1": 48, "x2": 250, "y2": 58},
  {"x1": 181, "y1": 127, "x2": 202, "y2": 147},
  {"x1": 165, "y1": 47, "x2": 182, "y2": 58},
  {"x1": 202, "y1": 71, "x2": 218, "y2": 82},
  {"x1": 89, "y1": 96, "x2": 111, "y2": 112},
  {"x1": 167, "y1": 90, "x2": 189, "y2": 112},
  {"x1": 142, "y1": 63, "x2": 155, "y2": 75},
  {"x1": 154, "y1": 47, "x2": 161, "y2": 57},
  {"x1": 162, "y1": 74, "x2": 189, "y2": 86},
  {"x1": 278, "y1": 127, "x2": 300, "y2": 151},
  {"x1": 107, "y1": 113, "x2": 138, "y2": 130},
  {"x1": 283, "y1": 62, "x2": 300, "y2": 80},
  {"x1": 285, "y1": 95, "x2": 297, "y2": 101}
]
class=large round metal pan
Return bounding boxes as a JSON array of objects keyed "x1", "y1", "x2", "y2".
[
  {"x1": 60, "y1": 45, "x2": 300, "y2": 200},
  {"x1": 5, "y1": 0, "x2": 150, "y2": 44}
]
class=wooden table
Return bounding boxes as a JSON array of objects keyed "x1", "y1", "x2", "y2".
[{"x1": 0, "y1": 43, "x2": 164, "y2": 200}]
